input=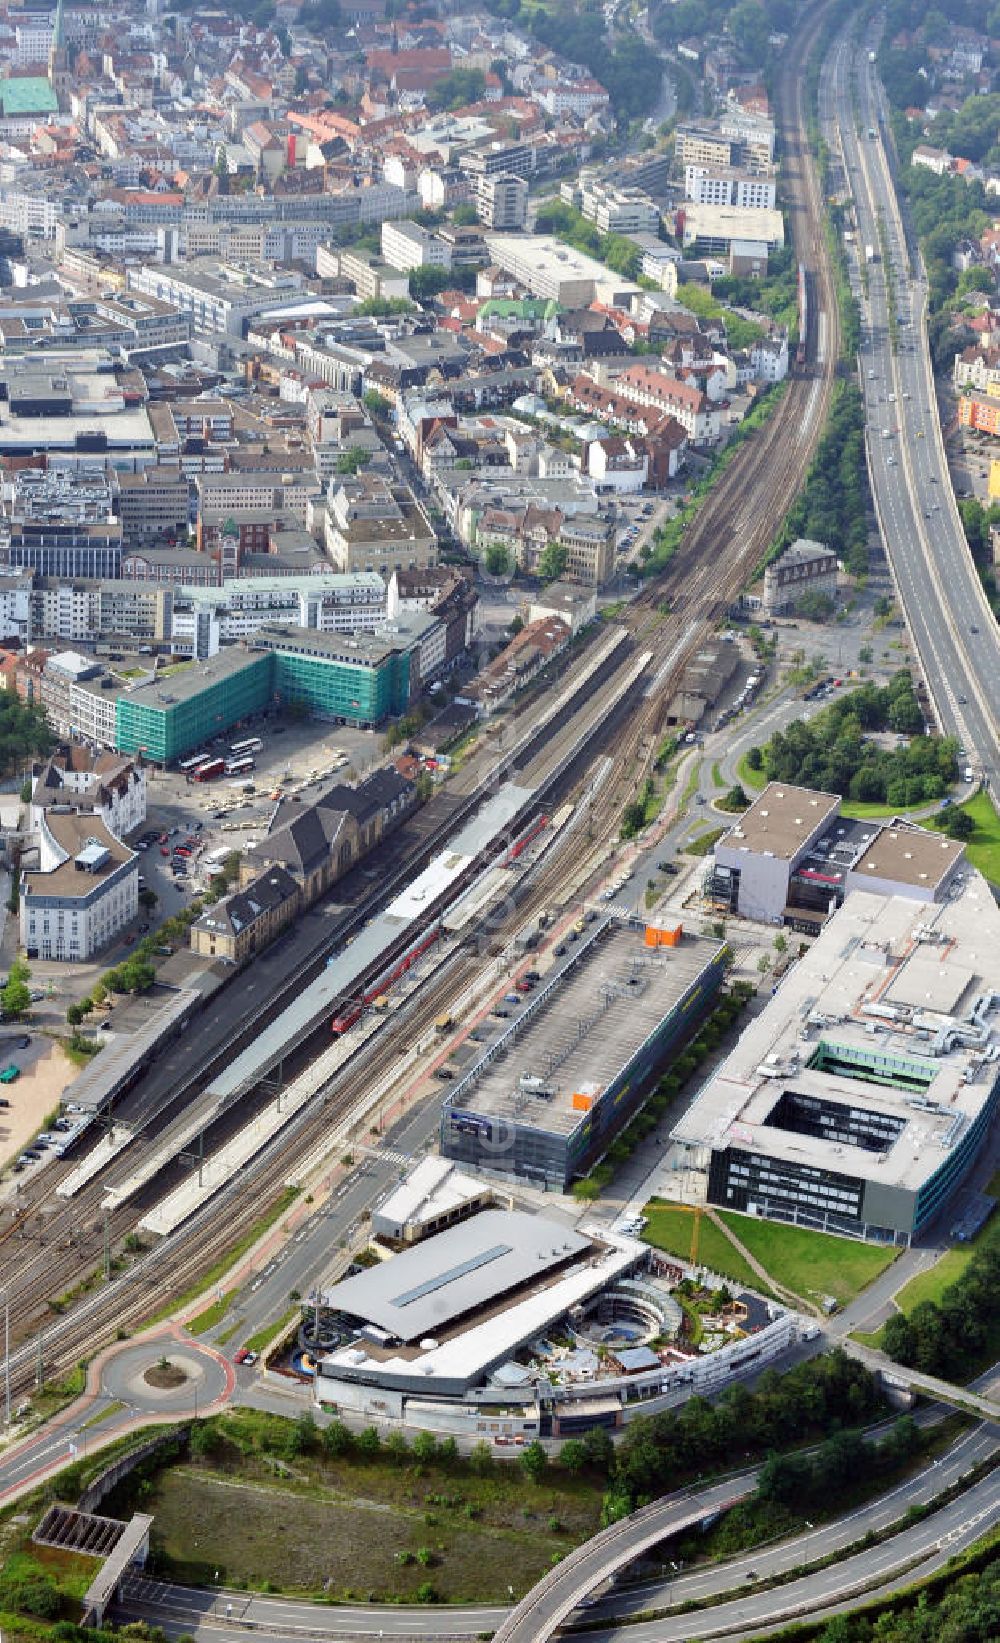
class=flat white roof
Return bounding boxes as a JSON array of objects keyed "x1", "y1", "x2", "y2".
[
  {"x1": 674, "y1": 874, "x2": 1000, "y2": 1193},
  {"x1": 373, "y1": 1157, "x2": 486, "y2": 1236},
  {"x1": 322, "y1": 1209, "x2": 590, "y2": 1342}
]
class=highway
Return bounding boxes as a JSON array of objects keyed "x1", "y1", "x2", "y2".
[
  {"x1": 822, "y1": 25, "x2": 1000, "y2": 785},
  {"x1": 110, "y1": 1417, "x2": 1000, "y2": 1641}
]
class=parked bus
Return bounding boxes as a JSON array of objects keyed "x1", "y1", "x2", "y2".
[
  {"x1": 224, "y1": 756, "x2": 255, "y2": 777},
  {"x1": 193, "y1": 758, "x2": 225, "y2": 782},
  {"x1": 179, "y1": 753, "x2": 210, "y2": 772},
  {"x1": 230, "y1": 738, "x2": 263, "y2": 757}
]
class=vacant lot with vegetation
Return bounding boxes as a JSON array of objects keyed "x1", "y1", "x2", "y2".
[{"x1": 105, "y1": 1410, "x2": 602, "y2": 1603}]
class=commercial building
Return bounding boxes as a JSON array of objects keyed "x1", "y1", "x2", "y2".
[
  {"x1": 673, "y1": 874, "x2": 1000, "y2": 1244},
  {"x1": 569, "y1": 172, "x2": 659, "y2": 236},
  {"x1": 115, "y1": 467, "x2": 191, "y2": 548},
  {"x1": 334, "y1": 249, "x2": 411, "y2": 304},
  {"x1": 324, "y1": 476, "x2": 437, "y2": 577},
  {"x1": 380, "y1": 220, "x2": 452, "y2": 273},
  {"x1": 243, "y1": 765, "x2": 414, "y2": 906},
  {"x1": 0, "y1": 354, "x2": 154, "y2": 464},
  {"x1": 763, "y1": 537, "x2": 838, "y2": 616},
  {"x1": 482, "y1": 233, "x2": 641, "y2": 309},
  {"x1": 440, "y1": 917, "x2": 726, "y2": 1189},
  {"x1": 680, "y1": 203, "x2": 784, "y2": 256},
  {"x1": 958, "y1": 393, "x2": 1000, "y2": 436},
  {"x1": 126, "y1": 261, "x2": 318, "y2": 337},
  {"x1": 371, "y1": 1157, "x2": 496, "y2": 1248},
  {"x1": 21, "y1": 810, "x2": 138, "y2": 961},
  {"x1": 252, "y1": 622, "x2": 425, "y2": 725},
  {"x1": 0, "y1": 570, "x2": 32, "y2": 646},
  {"x1": 190, "y1": 863, "x2": 301, "y2": 965},
  {"x1": 684, "y1": 166, "x2": 777, "y2": 209},
  {"x1": 1, "y1": 467, "x2": 123, "y2": 580},
  {"x1": 613, "y1": 363, "x2": 720, "y2": 444},
  {"x1": 709, "y1": 783, "x2": 966, "y2": 928},
  {"x1": 317, "y1": 1208, "x2": 643, "y2": 1401},
  {"x1": 31, "y1": 747, "x2": 146, "y2": 841},
  {"x1": 114, "y1": 648, "x2": 273, "y2": 764}
]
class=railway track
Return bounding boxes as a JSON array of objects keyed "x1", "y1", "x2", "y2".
[{"x1": 0, "y1": 6, "x2": 841, "y2": 1397}]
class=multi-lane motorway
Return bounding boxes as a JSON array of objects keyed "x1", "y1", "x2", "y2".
[
  {"x1": 111, "y1": 1414, "x2": 1000, "y2": 1642},
  {"x1": 823, "y1": 27, "x2": 1000, "y2": 786}
]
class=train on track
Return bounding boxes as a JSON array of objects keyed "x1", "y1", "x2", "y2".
[
  {"x1": 329, "y1": 810, "x2": 551, "y2": 1032},
  {"x1": 796, "y1": 261, "x2": 809, "y2": 369}
]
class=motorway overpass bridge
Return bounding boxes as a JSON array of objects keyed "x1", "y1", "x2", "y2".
[{"x1": 489, "y1": 1474, "x2": 755, "y2": 1643}]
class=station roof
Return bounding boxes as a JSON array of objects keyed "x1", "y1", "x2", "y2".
[{"x1": 322, "y1": 1209, "x2": 590, "y2": 1343}]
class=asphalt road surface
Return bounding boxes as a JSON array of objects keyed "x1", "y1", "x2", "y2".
[{"x1": 825, "y1": 28, "x2": 1000, "y2": 786}]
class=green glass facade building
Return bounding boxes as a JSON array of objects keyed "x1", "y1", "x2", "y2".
[
  {"x1": 116, "y1": 652, "x2": 273, "y2": 764},
  {"x1": 114, "y1": 624, "x2": 424, "y2": 764}
]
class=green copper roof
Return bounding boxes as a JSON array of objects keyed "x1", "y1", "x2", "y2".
[{"x1": 0, "y1": 78, "x2": 59, "y2": 117}]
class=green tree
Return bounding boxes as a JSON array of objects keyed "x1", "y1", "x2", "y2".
[
  {"x1": 356, "y1": 1425, "x2": 381, "y2": 1455},
  {"x1": 408, "y1": 265, "x2": 454, "y2": 302},
  {"x1": 941, "y1": 807, "x2": 975, "y2": 840},
  {"x1": 484, "y1": 543, "x2": 513, "y2": 577},
  {"x1": 322, "y1": 1419, "x2": 353, "y2": 1457},
  {"x1": 1, "y1": 959, "x2": 31, "y2": 1019},
  {"x1": 537, "y1": 541, "x2": 568, "y2": 583},
  {"x1": 559, "y1": 1438, "x2": 587, "y2": 1473},
  {"x1": 452, "y1": 203, "x2": 479, "y2": 226},
  {"x1": 412, "y1": 1430, "x2": 438, "y2": 1464},
  {"x1": 335, "y1": 447, "x2": 371, "y2": 476},
  {"x1": 469, "y1": 1440, "x2": 493, "y2": 1475},
  {"x1": 521, "y1": 1439, "x2": 548, "y2": 1482},
  {"x1": 581, "y1": 1425, "x2": 614, "y2": 1472}
]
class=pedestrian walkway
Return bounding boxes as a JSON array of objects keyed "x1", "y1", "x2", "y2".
[{"x1": 704, "y1": 1207, "x2": 819, "y2": 1315}]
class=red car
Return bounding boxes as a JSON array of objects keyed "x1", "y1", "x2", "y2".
[
  {"x1": 234, "y1": 1349, "x2": 257, "y2": 1366},
  {"x1": 159, "y1": 833, "x2": 168, "y2": 843},
  {"x1": 160, "y1": 846, "x2": 170, "y2": 857}
]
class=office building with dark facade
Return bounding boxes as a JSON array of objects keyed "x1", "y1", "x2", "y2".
[
  {"x1": 441, "y1": 918, "x2": 726, "y2": 1190},
  {"x1": 673, "y1": 874, "x2": 1000, "y2": 1244}
]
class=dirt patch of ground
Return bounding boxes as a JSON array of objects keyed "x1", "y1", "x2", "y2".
[
  {"x1": 143, "y1": 1361, "x2": 188, "y2": 1390},
  {"x1": 0, "y1": 1039, "x2": 78, "y2": 1185}
]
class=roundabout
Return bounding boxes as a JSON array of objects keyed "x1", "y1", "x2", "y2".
[{"x1": 100, "y1": 1337, "x2": 233, "y2": 1416}]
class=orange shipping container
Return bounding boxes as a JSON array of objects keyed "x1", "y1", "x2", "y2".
[{"x1": 572, "y1": 1091, "x2": 594, "y2": 1112}]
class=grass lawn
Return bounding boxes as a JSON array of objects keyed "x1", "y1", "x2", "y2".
[
  {"x1": 927, "y1": 790, "x2": 1000, "y2": 885},
  {"x1": 716, "y1": 1211, "x2": 898, "y2": 1307},
  {"x1": 736, "y1": 753, "x2": 767, "y2": 791},
  {"x1": 642, "y1": 1202, "x2": 762, "y2": 1292},
  {"x1": 188, "y1": 1291, "x2": 235, "y2": 1336},
  {"x1": 683, "y1": 826, "x2": 726, "y2": 856},
  {"x1": 887, "y1": 1173, "x2": 1000, "y2": 1319}
]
